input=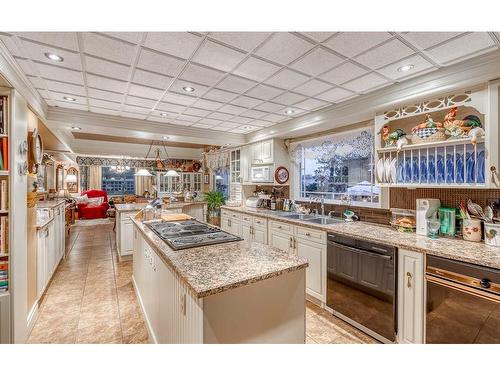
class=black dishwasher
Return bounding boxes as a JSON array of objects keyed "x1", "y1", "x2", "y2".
[{"x1": 327, "y1": 233, "x2": 397, "y2": 342}]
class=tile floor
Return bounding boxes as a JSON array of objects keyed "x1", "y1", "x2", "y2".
[{"x1": 28, "y1": 221, "x2": 377, "y2": 344}]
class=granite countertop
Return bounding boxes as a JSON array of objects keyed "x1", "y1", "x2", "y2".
[
  {"x1": 115, "y1": 201, "x2": 207, "y2": 213},
  {"x1": 222, "y1": 206, "x2": 500, "y2": 270},
  {"x1": 36, "y1": 199, "x2": 66, "y2": 209},
  {"x1": 36, "y1": 216, "x2": 54, "y2": 230},
  {"x1": 131, "y1": 217, "x2": 308, "y2": 298}
]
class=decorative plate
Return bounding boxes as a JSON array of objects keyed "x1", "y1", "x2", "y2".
[{"x1": 275, "y1": 166, "x2": 289, "y2": 184}]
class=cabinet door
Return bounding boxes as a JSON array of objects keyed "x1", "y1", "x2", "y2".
[
  {"x1": 132, "y1": 227, "x2": 142, "y2": 286},
  {"x1": 36, "y1": 230, "x2": 47, "y2": 298},
  {"x1": 229, "y1": 219, "x2": 241, "y2": 236},
  {"x1": 261, "y1": 140, "x2": 273, "y2": 163},
  {"x1": 220, "y1": 217, "x2": 230, "y2": 232},
  {"x1": 397, "y1": 248, "x2": 424, "y2": 344},
  {"x1": 269, "y1": 231, "x2": 292, "y2": 254},
  {"x1": 121, "y1": 220, "x2": 134, "y2": 255},
  {"x1": 252, "y1": 226, "x2": 267, "y2": 245},
  {"x1": 296, "y1": 237, "x2": 326, "y2": 302},
  {"x1": 240, "y1": 222, "x2": 252, "y2": 241},
  {"x1": 251, "y1": 142, "x2": 262, "y2": 163}
]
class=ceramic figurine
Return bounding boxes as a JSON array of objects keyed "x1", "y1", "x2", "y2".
[
  {"x1": 378, "y1": 124, "x2": 390, "y2": 146},
  {"x1": 443, "y1": 107, "x2": 482, "y2": 138},
  {"x1": 396, "y1": 136, "x2": 408, "y2": 152},
  {"x1": 468, "y1": 126, "x2": 485, "y2": 145},
  {"x1": 412, "y1": 114, "x2": 443, "y2": 133}
]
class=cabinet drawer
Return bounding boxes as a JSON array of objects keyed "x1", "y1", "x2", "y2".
[
  {"x1": 229, "y1": 212, "x2": 241, "y2": 220},
  {"x1": 295, "y1": 226, "x2": 326, "y2": 243},
  {"x1": 240, "y1": 214, "x2": 253, "y2": 223},
  {"x1": 252, "y1": 217, "x2": 267, "y2": 228},
  {"x1": 121, "y1": 211, "x2": 139, "y2": 220},
  {"x1": 221, "y1": 209, "x2": 230, "y2": 218},
  {"x1": 269, "y1": 220, "x2": 293, "y2": 234}
]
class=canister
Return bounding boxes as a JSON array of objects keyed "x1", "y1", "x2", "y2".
[{"x1": 438, "y1": 207, "x2": 456, "y2": 237}]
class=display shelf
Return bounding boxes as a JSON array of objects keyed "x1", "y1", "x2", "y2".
[{"x1": 376, "y1": 136, "x2": 485, "y2": 153}]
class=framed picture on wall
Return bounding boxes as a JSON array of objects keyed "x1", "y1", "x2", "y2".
[
  {"x1": 66, "y1": 167, "x2": 79, "y2": 193},
  {"x1": 204, "y1": 174, "x2": 209, "y2": 184}
]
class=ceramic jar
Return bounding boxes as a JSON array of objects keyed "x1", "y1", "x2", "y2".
[
  {"x1": 462, "y1": 219, "x2": 482, "y2": 242},
  {"x1": 484, "y1": 222, "x2": 500, "y2": 247}
]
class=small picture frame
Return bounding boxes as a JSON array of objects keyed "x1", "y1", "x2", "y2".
[{"x1": 204, "y1": 174, "x2": 209, "y2": 184}]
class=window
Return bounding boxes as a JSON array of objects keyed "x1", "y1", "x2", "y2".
[
  {"x1": 290, "y1": 128, "x2": 380, "y2": 207},
  {"x1": 101, "y1": 167, "x2": 135, "y2": 196},
  {"x1": 213, "y1": 167, "x2": 229, "y2": 199}
]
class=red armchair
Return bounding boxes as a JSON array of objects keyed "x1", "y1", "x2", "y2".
[{"x1": 78, "y1": 190, "x2": 110, "y2": 220}]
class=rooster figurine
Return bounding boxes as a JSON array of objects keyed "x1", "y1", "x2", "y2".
[{"x1": 443, "y1": 107, "x2": 482, "y2": 138}]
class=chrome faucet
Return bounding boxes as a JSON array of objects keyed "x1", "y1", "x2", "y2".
[
  {"x1": 328, "y1": 210, "x2": 336, "y2": 218},
  {"x1": 312, "y1": 208, "x2": 319, "y2": 216},
  {"x1": 320, "y1": 197, "x2": 325, "y2": 216}
]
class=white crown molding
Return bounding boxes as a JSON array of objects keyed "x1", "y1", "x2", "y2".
[
  {"x1": 0, "y1": 39, "x2": 48, "y2": 119},
  {"x1": 246, "y1": 50, "x2": 500, "y2": 143}
]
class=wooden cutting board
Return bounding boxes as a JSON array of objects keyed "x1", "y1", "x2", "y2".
[{"x1": 161, "y1": 213, "x2": 192, "y2": 221}]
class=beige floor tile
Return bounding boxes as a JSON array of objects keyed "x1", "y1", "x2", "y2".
[{"x1": 76, "y1": 321, "x2": 122, "y2": 344}]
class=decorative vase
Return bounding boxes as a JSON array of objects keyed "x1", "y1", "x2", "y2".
[
  {"x1": 462, "y1": 219, "x2": 482, "y2": 242},
  {"x1": 484, "y1": 222, "x2": 500, "y2": 247}
]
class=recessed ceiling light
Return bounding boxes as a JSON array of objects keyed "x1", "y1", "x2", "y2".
[
  {"x1": 242, "y1": 126, "x2": 253, "y2": 130},
  {"x1": 285, "y1": 109, "x2": 295, "y2": 115},
  {"x1": 163, "y1": 136, "x2": 169, "y2": 140},
  {"x1": 160, "y1": 113, "x2": 168, "y2": 117},
  {"x1": 63, "y1": 96, "x2": 76, "y2": 102},
  {"x1": 397, "y1": 64, "x2": 414, "y2": 72},
  {"x1": 71, "y1": 126, "x2": 82, "y2": 130},
  {"x1": 44, "y1": 52, "x2": 64, "y2": 62},
  {"x1": 182, "y1": 86, "x2": 195, "y2": 93}
]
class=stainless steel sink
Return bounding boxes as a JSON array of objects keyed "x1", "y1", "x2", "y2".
[
  {"x1": 285, "y1": 214, "x2": 316, "y2": 220},
  {"x1": 305, "y1": 216, "x2": 343, "y2": 225}
]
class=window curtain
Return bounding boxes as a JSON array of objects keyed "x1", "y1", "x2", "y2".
[
  {"x1": 204, "y1": 149, "x2": 230, "y2": 170},
  {"x1": 88, "y1": 166, "x2": 102, "y2": 190},
  {"x1": 135, "y1": 169, "x2": 153, "y2": 196}
]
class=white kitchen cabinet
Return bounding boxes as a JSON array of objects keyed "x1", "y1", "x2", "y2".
[
  {"x1": 397, "y1": 248, "x2": 425, "y2": 344},
  {"x1": 250, "y1": 140, "x2": 273, "y2": 164},
  {"x1": 252, "y1": 224, "x2": 267, "y2": 244},
  {"x1": 241, "y1": 139, "x2": 290, "y2": 184},
  {"x1": 116, "y1": 210, "x2": 140, "y2": 258},
  {"x1": 36, "y1": 228, "x2": 47, "y2": 299},
  {"x1": 240, "y1": 221, "x2": 252, "y2": 241},
  {"x1": 269, "y1": 231, "x2": 293, "y2": 253},
  {"x1": 296, "y1": 237, "x2": 326, "y2": 301},
  {"x1": 220, "y1": 209, "x2": 241, "y2": 236},
  {"x1": 183, "y1": 204, "x2": 206, "y2": 222}
]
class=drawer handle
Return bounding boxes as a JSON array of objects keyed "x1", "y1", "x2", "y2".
[
  {"x1": 278, "y1": 225, "x2": 282, "y2": 229},
  {"x1": 406, "y1": 272, "x2": 412, "y2": 288},
  {"x1": 305, "y1": 232, "x2": 311, "y2": 236}
]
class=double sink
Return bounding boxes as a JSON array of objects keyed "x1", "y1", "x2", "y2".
[{"x1": 269, "y1": 211, "x2": 343, "y2": 225}]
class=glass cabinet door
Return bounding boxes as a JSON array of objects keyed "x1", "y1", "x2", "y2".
[{"x1": 183, "y1": 173, "x2": 192, "y2": 191}]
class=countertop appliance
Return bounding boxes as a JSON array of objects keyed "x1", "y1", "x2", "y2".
[
  {"x1": 245, "y1": 197, "x2": 262, "y2": 208},
  {"x1": 327, "y1": 233, "x2": 397, "y2": 342},
  {"x1": 146, "y1": 219, "x2": 242, "y2": 250},
  {"x1": 416, "y1": 198, "x2": 441, "y2": 236},
  {"x1": 250, "y1": 165, "x2": 273, "y2": 183},
  {"x1": 426, "y1": 255, "x2": 500, "y2": 343}
]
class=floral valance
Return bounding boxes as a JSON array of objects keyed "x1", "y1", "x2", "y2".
[
  {"x1": 289, "y1": 128, "x2": 374, "y2": 166},
  {"x1": 76, "y1": 156, "x2": 197, "y2": 168},
  {"x1": 204, "y1": 149, "x2": 230, "y2": 170}
]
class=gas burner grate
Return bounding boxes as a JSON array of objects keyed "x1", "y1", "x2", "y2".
[
  {"x1": 207, "y1": 233, "x2": 230, "y2": 239},
  {"x1": 179, "y1": 221, "x2": 199, "y2": 226},
  {"x1": 172, "y1": 236, "x2": 203, "y2": 244}
]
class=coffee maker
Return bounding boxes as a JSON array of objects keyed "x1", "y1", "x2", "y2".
[{"x1": 416, "y1": 199, "x2": 441, "y2": 236}]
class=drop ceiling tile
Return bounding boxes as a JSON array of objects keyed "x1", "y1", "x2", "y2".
[
  {"x1": 180, "y1": 63, "x2": 225, "y2": 87},
  {"x1": 294, "y1": 98, "x2": 330, "y2": 111},
  {"x1": 192, "y1": 40, "x2": 246, "y2": 72},
  {"x1": 231, "y1": 116, "x2": 254, "y2": 124},
  {"x1": 238, "y1": 124, "x2": 260, "y2": 132},
  {"x1": 261, "y1": 113, "x2": 288, "y2": 123},
  {"x1": 1, "y1": 35, "x2": 26, "y2": 58},
  {"x1": 426, "y1": 32, "x2": 496, "y2": 65},
  {"x1": 208, "y1": 32, "x2": 271, "y2": 52},
  {"x1": 323, "y1": 32, "x2": 392, "y2": 57},
  {"x1": 245, "y1": 84, "x2": 284, "y2": 100},
  {"x1": 218, "y1": 104, "x2": 247, "y2": 115},
  {"x1": 36, "y1": 89, "x2": 49, "y2": 99},
  {"x1": 86, "y1": 74, "x2": 128, "y2": 93},
  {"x1": 401, "y1": 32, "x2": 463, "y2": 49},
  {"x1": 292, "y1": 79, "x2": 333, "y2": 96},
  {"x1": 28, "y1": 76, "x2": 46, "y2": 89},
  {"x1": 157, "y1": 102, "x2": 185, "y2": 113},
  {"x1": 88, "y1": 98, "x2": 122, "y2": 110},
  {"x1": 184, "y1": 107, "x2": 211, "y2": 117},
  {"x1": 90, "y1": 107, "x2": 121, "y2": 116},
  {"x1": 377, "y1": 54, "x2": 435, "y2": 80},
  {"x1": 82, "y1": 33, "x2": 136, "y2": 65},
  {"x1": 354, "y1": 39, "x2": 415, "y2": 69},
  {"x1": 254, "y1": 102, "x2": 285, "y2": 113},
  {"x1": 132, "y1": 69, "x2": 173, "y2": 89},
  {"x1": 300, "y1": 32, "x2": 335, "y2": 43},
  {"x1": 230, "y1": 95, "x2": 263, "y2": 108},
  {"x1": 85, "y1": 56, "x2": 130, "y2": 81},
  {"x1": 341, "y1": 72, "x2": 389, "y2": 93},
  {"x1": 177, "y1": 114, "x2": 202, "y2": 122},
  {"x1": 128, "y1": 84, "x2": 164, "y2": 99},
  {"x1": 255, "y1": 32, "x2": 314, "y2": 65},
  {"x1": 218, "y1": 122, "x2": 241, "y2": 128},
  {"x1": 283, "y1": 107, "x2": 306, "y2": 116},
  {"x1": 319, "y1": 61, "x2": 368, "y2": 85},
  {"x1": 208, "y1": 112, "x2": 233, "y2": 121},
  {"x1": 137, "y1": 49, "x2": 184, "y2": 77},
  {"x1": 170, "y1": 79, "x2": 209, "y2": 97},
  {"x1": 88, "y1": 88, "x2": 125, "y2": 102},
  {"x1": 162, "y1": 92, "x2": 197, "y2": 106},
  {"x1": 192, "y1": 98, "x2": 224, "y2": 111},
  {"x1": 249, "y1": 119, "x2": 273, "y2": 127},
  {"x1": 233, "y1": 56, "x2": 281, "y2": 82},
  {"x1": 265, "y1": 69, "x2": 309, "y2": 90},
  {"x1": 291, "y1": 47, "x2": 344, "y2": 76},
  {"x1": 125, "y1": 95, "x2": 157, "y2": 108},
  {"x1": 33, "y1": 62, "x2": 84, "y2": 85},
  {"x1": 216, "y1": 74, "x2": 256, "y2": 93},
  {"x1": 20, "y1": 39, "x2": 82, "y2": 70},
  {"x1": 45, "y1": 80, "x2": 87, "y2": 96},
  {"x1": 229, "y1": 128, "x2": 247, "y2": 133},
  {"x1": 150, "y1": 113, "x2": 176, "y2": 122},
  {"x1": 272, "y1": 92, "x2": 308, "y2": 106},
  {"x1": 52, "y1": 100, "x2": 88, "y2": 110},
  {"x1": 122, "y1": 105, "x2": 151, "y2": 114},
  {"x1": 104, "y1": 32, "x2": 143, "y2": 44},
  {"x1": 198, "y1": 118, "x2": 222, "y2": 126},
  {"x1": 16, "y1": 32, "x2": 79, "y2": 51},
  {"x1": 240, "y1": 109, "x2": 267, "y2": 119},
  {"x1": 317, "y1": 87, "x2": 355, "y2": 102},
  {"x1": 203, "y1": 88, "x2": 239, "y2": 102},
  {"x1": 144, "y1": 32, "x2": 202, "y2": 59},
  {"x1": 192, "y1": 123, "x2": 214, "y2": 129}
]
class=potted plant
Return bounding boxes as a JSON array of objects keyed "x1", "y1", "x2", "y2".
[{"x1": 203, "y1": 190, "x2": 225, "y2": 226}]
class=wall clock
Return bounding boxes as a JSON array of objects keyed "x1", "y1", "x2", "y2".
[
  {"x1": 27, "y1": 129, "x2": 43, "y2": 174},
  {"x1": 275, "y1": 166, "x2": 289, "y2": 184}
]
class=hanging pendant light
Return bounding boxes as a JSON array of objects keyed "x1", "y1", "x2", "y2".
[
  {"x1": 134, "y1": 137, "x2": 180, "y2": 177},
  {"x1": 161, "y1": 137, "x2": 180, "y2": 177},
  {"x1": 134, "y1": 141, "x2": 154, "y2": 176}
]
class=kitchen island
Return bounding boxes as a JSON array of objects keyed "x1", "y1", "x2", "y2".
[{"x1": 131, "y1": 216, "x2": 308, "y2": 344}]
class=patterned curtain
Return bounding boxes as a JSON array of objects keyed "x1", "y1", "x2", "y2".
[
  {"x1": 88, "y1": 166, "x2": 102, "y2": 190},
  {"x1": 135, "y1": 169, "x2": 154, "y2": 196},
  {"x1": 204, "y1": 149, "x2": 230, "y2": 170}
]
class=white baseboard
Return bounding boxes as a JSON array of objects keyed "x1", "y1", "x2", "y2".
[
  {"x1": 131, "y1": 275, "x2": 157, "y2": 344},
  {"x1": 27, "y1": 302, "x2": 39, "y2": 336}
]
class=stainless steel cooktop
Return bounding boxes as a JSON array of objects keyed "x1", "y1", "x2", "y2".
[{"x1": 146, "y1": 219, "x2": 242, "y2": 250}]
